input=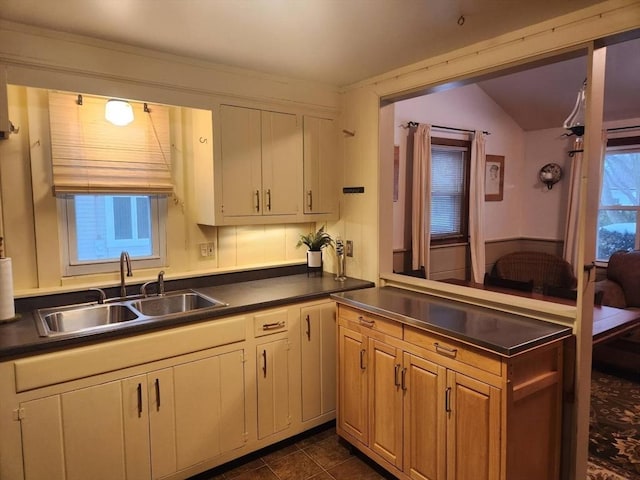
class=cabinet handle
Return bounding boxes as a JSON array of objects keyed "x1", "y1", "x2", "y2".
[
  {"x1": 359, "y1": 349, "x2": 366, "y2": 370},
  {"x1": 137, "y1": 383, "x2": 143, "y2": 418},
  {"x1": 262, "y1": 349, "x2": 268, "y2": 378},
  {"x1": 262, "y1": 321, "x2": 285, "y2": 330},
  {"x1": 155, "y1": 378, "x2": 161, "y2": 411},
  {"x1": 445, "y1": 387, "x2": 452, "y2": 413},
  {"x1": 307, "y1": 190, "x2": 313, "y2": 210},
  {"x1": 266, "y1": 189, "x2": 272, "y2": 211},
  {"x1": 401, "y1": 368, "x2": 407, "y2": 391},
  {"x1": 434, "y1": 342, "x2": 458, "y2": 357},
  {"x1": 305, "y1": 314, "x2": 311, "y2": 341},
  {"x1": 255, "y1": 190, "x2": 260, "y2": 212},
  {"x1": 358, "y1": 316, "x2": 375, "y2": 328},
  {"x1": 394, "y1": 364, "x2": 401, "y2": 387}
]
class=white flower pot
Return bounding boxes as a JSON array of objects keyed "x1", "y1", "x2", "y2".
[{"x1": 307, "y1": 250, "x2": 322, "y2": 268}]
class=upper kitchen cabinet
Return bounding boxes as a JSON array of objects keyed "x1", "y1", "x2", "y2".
[
  {"x1": 303, "y1": 116, "x2": 338, "y2": 218},
  {"x1": 197, "y1": 104, "x2": 303, "y2": 226}
]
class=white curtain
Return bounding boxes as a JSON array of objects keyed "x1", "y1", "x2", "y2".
[
  {"x1": 469, "y1": 131, "x2": 486, "y2": 283},
  {"x1": 563, "y1": 136, "x2": 585, "y2": 277},
  {"x1": 411, "y1": 124, "x2": 431, "y2": 275}
]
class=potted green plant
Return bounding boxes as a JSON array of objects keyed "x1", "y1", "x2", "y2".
[{"x1": 297, "y1": 225, "x2": 333, "y2": 267}]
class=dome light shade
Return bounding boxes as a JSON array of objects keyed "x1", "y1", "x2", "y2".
[{"x1": 105, "y1": 99, "x2": 134, "y2": 126}]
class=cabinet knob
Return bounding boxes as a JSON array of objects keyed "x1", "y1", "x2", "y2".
[
  {"x1": 255, "y1": 190, "x2": 260, "y2": 212},
  {"x1": 265, "y1": 189, "x2": 272, "y2": 211},
  {"x1": 307, "y1": 190, "x2": 313, "y2": 210},
  {"x1": 305, "y1": 315, "x2": 311, "y2": 341}
]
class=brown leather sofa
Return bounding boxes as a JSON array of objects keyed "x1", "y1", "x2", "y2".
[{"x1": 595, "y1": 250, "x2": 640, "y2": 310}]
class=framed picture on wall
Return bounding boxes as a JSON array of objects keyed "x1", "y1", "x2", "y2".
[{"x1": 485, "y1": 155, "x2": 504, "y2": 201}]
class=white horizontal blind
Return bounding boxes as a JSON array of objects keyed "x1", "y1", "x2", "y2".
[
  {"x1": 431, "y1": 146, "x2": 465, "y2": 237},
  {"x1": 48, "y1": 91, "x2": 172, "y2": 195}
]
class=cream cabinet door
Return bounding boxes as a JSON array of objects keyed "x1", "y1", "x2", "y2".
[
  {"x1": 403, "y1": 353, "x2": 446, "y2": 480},
  {"x1": 257, "y1": 338, "x2": 290, "y2": 439},
  {"x1": 220, "y1": 105, "x2": 262, "y2": 217},
  {"x1": 446, "y1": 371, "x2": 501, "y2": 480},
  {"x1": 20, "y1": 395, "x2": 66, "y2": 480},
  {"x1": 300, "y1": 302, "x2": 336, "y2": 422},
  {"x1": 337, "y1": 326, "x2": 368, "y2": 444},
  {"x1": 147, "y1": 368, "x2": 177, "y2": 479},
  {"x1": 173, "y1": 350, "x2": 246, "y2": 470},
  {"x1": 219, "y1": 105, "x2": 301, "y2": 219},
  {"x1": 122, "y1": 375, "x2": 152, "y2": 480},
  {"x1": 303, "y1": 116, "x2": 337, "y2": 215},
  {"x1": 368, "y1": 338, "x2": 403, "y2": 470},
  {"x1": 261, "y1": 110, "x2": 301, "y2": 216},
  {"x1": 22, "y1": 381, "x2": 130, "y2": 480}
]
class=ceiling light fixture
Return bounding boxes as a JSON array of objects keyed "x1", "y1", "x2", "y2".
[
  {"x1": 563, "y1": 79, "x2": 586, "y2": 137},
  {"x1": 105, "y1": 99, "x2": 134, "y2": 126}
]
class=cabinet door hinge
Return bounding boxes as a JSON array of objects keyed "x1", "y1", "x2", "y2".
[
  {"x1": 13, "y1": 408, "x2": 25, "y2": 421},
  {"x1": 242, "y1": 432, "x2": 249, "y2": 443},
  {"x1": 287, "y1": 415, "x2": 292, "y2": 425},
  {"x1": 240, "y1": 351, "x2": 247, "y2": 363}
]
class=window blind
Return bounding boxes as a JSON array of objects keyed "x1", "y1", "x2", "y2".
[
  {"x1": 48, "y1": 91, "x2": 172, "y2": 195},
  {"x1": 431, "y1": 146, "x2": 465, "y2": 236}
]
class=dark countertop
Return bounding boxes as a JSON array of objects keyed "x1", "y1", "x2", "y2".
[
  {"x1": 331, "y1": 287, "x2": 572, "y2": 356},
  {"x1": 0, "y1": 273, "x2": 374, "y2": 360}
]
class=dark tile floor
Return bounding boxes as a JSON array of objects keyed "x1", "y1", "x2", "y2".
[{"x1": 189, "y1": 424, "x2": 397, "y2": 480}]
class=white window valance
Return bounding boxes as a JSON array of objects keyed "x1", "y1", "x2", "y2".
[{"x1": 48, "y1": 91, "x2": 172, "y2": 195}]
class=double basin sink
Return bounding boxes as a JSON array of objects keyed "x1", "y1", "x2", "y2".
[{"x1": 35, "y1": 291, "x2": 228, "y2": 337}]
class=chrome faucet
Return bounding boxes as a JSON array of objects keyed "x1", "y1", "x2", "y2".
[
  {"x1": 119, "y1": 251, "x2": 132, "y2": 298},
  {"x1": 141, "y1": 270, "x2": 165, "y2": 297},
  {"x1": 88, "y1": 287, "x2": 107, "y2": 304}
]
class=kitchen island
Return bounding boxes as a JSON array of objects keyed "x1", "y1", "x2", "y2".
[{"x1": 331, "y1": 287, "x2": 572, "y2": 480}]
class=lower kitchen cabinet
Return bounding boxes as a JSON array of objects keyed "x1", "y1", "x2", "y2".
[
  {"x1": 257, "y1": 338, "x2": 291, "y2": 439},
  {"x1": 5, "y1": 297, "x2": 343, "y2": 480},
  {"x1": 300, "y1": 301, "x2": 336, "y2": 422},
  {"x1": 19, "y1": 349, "x2": 246, "y2": 480},
  {"x1": 337, "y1": 304, "x2": 564, "y2": 480}
]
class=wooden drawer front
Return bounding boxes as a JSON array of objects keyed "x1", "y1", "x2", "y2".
[
  {"x1": 254, "y1": 308, "x2": 288, "y2": 337},
  {"x1": 404, "y1": 326, "x2": 502, "y2": 377},
  {"x1": 338, "y1": 305, "x2": 402, "y2": 339}
]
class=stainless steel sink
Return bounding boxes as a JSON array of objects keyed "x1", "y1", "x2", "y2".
[
  {"x1": 36, "y1": 303, "x2": 140, "y2": 336},
  {"x1": 34, "y1": 290, "x2": 228, "y2": 337},
  {"x1": 131, "y1": 292, "x2": 226, "y2": 317}
]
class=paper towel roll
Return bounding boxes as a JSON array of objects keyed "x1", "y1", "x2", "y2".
[{"x1": 0, "y1": 257, "x2": 15, "y2": 321}]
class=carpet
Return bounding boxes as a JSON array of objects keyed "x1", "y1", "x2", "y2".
[{"x1": 588, "y1": 368, "x2": 640, "y2": 479}]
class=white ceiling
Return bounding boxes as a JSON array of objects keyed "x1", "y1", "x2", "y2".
[
  {"x1": 2, "y1": 0, "x2": 638, "y2": 130},
  {"x1": 2, "y1": 0, "x2": 607, "y2": 86}
]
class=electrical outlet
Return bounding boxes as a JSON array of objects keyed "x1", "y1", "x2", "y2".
[
  {"x1": 207, "y1": 242, "x2": 215, "y2": 258},
  {"x1": 346, "y1": 240, "x2": 353, "y2": 257}
]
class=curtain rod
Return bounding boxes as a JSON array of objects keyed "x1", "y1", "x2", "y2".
[
  {"x1": 401, "y1": 121, "x2": 490, "y2": 135},
  {"x1": 607, "y1": 125, "x2": 640, "y2": 132}
]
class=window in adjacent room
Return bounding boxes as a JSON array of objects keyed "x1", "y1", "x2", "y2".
[
  {"x1": 596, "y1": 136, "x2": 640, "y2": 261},
  {"x1": 430, "y1": 137, "x2": 471, "y2": 245}
]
